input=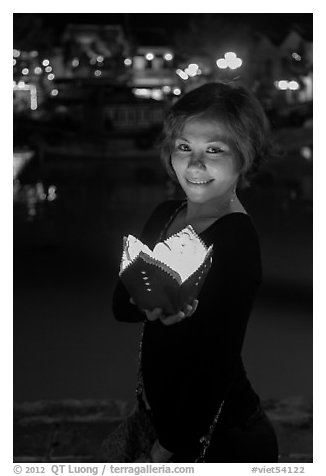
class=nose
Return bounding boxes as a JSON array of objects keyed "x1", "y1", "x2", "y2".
[{"x1": 187, "y1": 151, "x2": 206, "y2": 169}]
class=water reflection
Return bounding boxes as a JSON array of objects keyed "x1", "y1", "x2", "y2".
[{"x1": 13, "y1": 179, "x2": 57, "y2": 221}]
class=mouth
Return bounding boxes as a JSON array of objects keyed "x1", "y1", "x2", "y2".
[{"x1": 186, "y1": 178, "x2": 214, "y2": 185}]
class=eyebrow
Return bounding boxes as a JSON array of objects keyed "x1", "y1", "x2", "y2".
[{"x1": 176, "y1": 136, "x2": 230, "y2": 144}]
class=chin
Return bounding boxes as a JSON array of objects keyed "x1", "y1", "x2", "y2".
[{"x1": 183, "y1": 192, "x2": 212, "y2": 204}]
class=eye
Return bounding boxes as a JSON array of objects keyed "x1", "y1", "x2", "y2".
[
  {"x1": 176, "y1": 143, "x2": 191, "y2": 152},
  {"x1": 206, "y1": 146, "x2": 224, "y2": 154}
]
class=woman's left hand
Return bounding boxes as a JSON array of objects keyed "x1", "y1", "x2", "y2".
[
  {"x1": 150, "y1": 439, "x2": 173, "y2": 462},
  {"x1": 160, "y1": 299, "x2": 199, "y2": 326},
  {"x1": 130, "y1": 297, "x2": 198, "y2": 326}
]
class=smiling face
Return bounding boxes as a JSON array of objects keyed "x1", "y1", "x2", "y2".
[{"x1": 171, "y1": 117, "x2": 241, "y2": 206}]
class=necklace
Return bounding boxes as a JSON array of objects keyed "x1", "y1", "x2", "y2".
[
  {"x1": 159, "y1": 191, "x2": 237, "y2": 242},
  {"x1": 158, "y1": 200, "x2": 187, "y2": 242},
  {"x1": 184, "y1": 192, "x2": 237, "y2": 225}
]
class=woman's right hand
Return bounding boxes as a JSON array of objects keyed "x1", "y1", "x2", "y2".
[{"x1": 130, "y1": 298, "x2": 198, "y2": 326}]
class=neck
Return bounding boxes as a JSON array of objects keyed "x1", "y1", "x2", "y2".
[{"x1": 185, "y1": 193, "x2": 237, "y2": 223}]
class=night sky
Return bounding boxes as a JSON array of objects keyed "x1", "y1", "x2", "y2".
[{"x1": 14, "y1": 13, "x2": 313, "y2": 43}]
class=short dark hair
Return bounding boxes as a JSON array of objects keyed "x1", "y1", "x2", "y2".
[{"x1": 160, "y1": 81, "x2": 272, "y2": 182}]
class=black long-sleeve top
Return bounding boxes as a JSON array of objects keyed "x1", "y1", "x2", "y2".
[{"x1": 112, "y1": 200, "x2": 262, "y2": 454}]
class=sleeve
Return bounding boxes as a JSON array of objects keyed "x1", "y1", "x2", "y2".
[
  {"x1": 152, "y1": 226, "x2": 262, "y2": 452},
  {"x1": 112, "y1": 201, "x2": 174, "y2": 323}
]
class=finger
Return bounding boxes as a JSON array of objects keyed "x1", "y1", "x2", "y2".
[
  {"x1": 192, "y1": 299, "x2": 199, "y2": 313},
  {"x1": 182, "y1": 299, "x2": 199, "y2": 317},
  {"x1": 161, "y1": 311, "x2": 185, "y2": 326},
  {"x1": 145, "y1": 308, "x2": 163, "y2": 321},
  {"x1": 145, "y1": 310, "x2": 158, "y2": 321},
  {"x1": 152, "y1": 307, "x2": 163, "y2": 318},
  {"x1": 184, "y1": 304, "x2": 193, "y2": 316}
]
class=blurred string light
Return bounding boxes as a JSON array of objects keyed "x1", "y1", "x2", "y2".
[
  {"x1": 162, "y1": 85, "x2": 171, "y2": 93},
  {"x1": 288, "y1": 80, "x2": 300, "y2": 90},
  {"x1": 30, "y1": 50, "x2": 38, "y2": 58},
  {"x1": 274, "y1": 80, "x2": 300, "y2": 91},
  {"x1": 276, "y1": 80, "x2": 288, "y2": 90},
  {"x1": 45, "y1": 66, "x2": 52, "y2": 73},
  {"x1": 216, "y1": 52, "x2": 242, "y2": 70},
  {"x1": 176, "y1": 69, "x2": 189, "y2": 80},
  {"x1": 42, "y1": 59, "x2": 50, "y2": 67},
  {"x1": 292, "y1": 52, "x2": 302, "y2": 61},
  {"x1": 151, "y1": 89, "x2": 163, "y2": 100},
  {"x1": 34, "y1": 66, "x2": 42, "y2": 75},
  {"x1": 97, "y1": 55, "x2": 104, "y2": 63},
  {"x1": 30, "y1": 86, "x2": 37, "y2": 110},
  {"x1": 185, "y1": 63, "x2": 199, "y2": 77},
  {"x1": 216, "y1": 58, "x2": 228, "y2": 69},
  {"x1": 51, "y1": 89, "x2": 59, "y2": 96},
  {"x1": 13, "y1": 59, "x2": 17, "y2": 66},
  {"x1": 132, "y1": 88, "x2": 165, "y2": 100},
  {"x1": 94, "y1": 69, "x2": 102, "y2": 77},
  {"x1": 133, "y1": 88, "x2": 150, "y2": 98},
  {"x1": 176, "y1": 64, "x2": 201, "y2": 81},
  {"x1": 72, "y1": 58, "x2": 80, "y2": 67},
  {"x1": 300, "y1": 146, "x2": 312, "y2": 161},
  {"x1": 13, "y1": 49, "x2": 21, "y2": 58},
  {"x1": 47, "y1": 73, "x2": 55, "y2": 81},
  {"x1": 145, "y1": 52, "x2": 154, "y2": 61},
  {"x1": 22, "y1": 68, "x2": 29, "y2": 75},
  {"x1": 36, "y1": 182, "x2": 46, "y2": 201},
  {"x1": 47, "y1": 185, "x2": 57, "y2": 201},
  {"x1": 173, "y1": 88, "x2": 181, "y2": 96},
  {"x1": 164, "y1": 53, "x2": 173, "y2": 61},
  {"x1": 124, "y1": 58, "x2": 132, "y2": 66}
]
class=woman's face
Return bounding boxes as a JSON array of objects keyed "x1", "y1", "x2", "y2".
[{"x1": 171, "y1": 117, "x2": 241, "y2": 205}]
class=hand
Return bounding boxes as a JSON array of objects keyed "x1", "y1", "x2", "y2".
[
  {"x1": 129, "y1": 298, "x2": 199, "y2": 326},
  {"x1": 150, "y1": 439, "x2": 173, "y2": 463},
  {"x1": 161, "y1": 299, "x2": 198, "y2": 326}
]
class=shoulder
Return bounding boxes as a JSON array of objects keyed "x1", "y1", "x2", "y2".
[
  {"x1": 207, "y1": 213, "x2": 262, "y2": 278},
  {"x1": 208, "y1": 213, "x2": 260, "y2": 249}
]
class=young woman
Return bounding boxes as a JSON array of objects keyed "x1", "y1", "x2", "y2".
[{"x1": 112, "y1": 82, "x2": 279, "y2": 463}]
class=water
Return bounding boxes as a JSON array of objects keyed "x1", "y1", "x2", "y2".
[{"x1": 14, "y1": 151, "x2": 312, "y2": 403}]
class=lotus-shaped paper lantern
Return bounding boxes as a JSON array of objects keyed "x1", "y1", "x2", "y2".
[{"x1": 119, "y1": 225, "x2": 213, "y2": 314}]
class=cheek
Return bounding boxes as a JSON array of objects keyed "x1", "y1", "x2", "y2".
[
  {"x1": 208, "y1": 156, "x2": 240, "y2": 176},
  {"x1": 171, "y1": 155, "x2": 184, "y2": 174}
]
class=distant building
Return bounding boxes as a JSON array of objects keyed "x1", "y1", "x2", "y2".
[
  {"x1": 61, "y1": 24, "x2": 131, "y2": 82},
  {"x1": 250, "y1": 29, "x2": 312, "y2": 106},
  {"x1": 132, "y1": 46, "x2": 175, "y2": 86}
]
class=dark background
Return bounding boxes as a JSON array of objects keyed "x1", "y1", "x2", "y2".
[{"x1": 13, "y1": 13, "x2": 312, "y2": 461}]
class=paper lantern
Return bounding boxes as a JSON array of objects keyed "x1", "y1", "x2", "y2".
[{"x1": 119, "y1": 225, "x2": 213, "y2": 315}]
